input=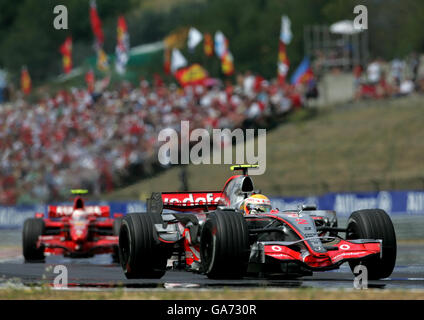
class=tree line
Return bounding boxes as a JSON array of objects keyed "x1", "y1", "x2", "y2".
[{"x1": 0, "y1": 0, "x2": 423, "y2": 85}]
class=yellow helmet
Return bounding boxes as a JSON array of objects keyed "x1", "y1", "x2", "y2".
[{"x1": 240, "y1": 194, "x2": 272, "y2": 215}]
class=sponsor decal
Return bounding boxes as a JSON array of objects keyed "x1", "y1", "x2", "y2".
[
  {"x1": 162, "y1": 193, "x2": 224, "y2": 206},
  {"x1": 52, "y1": 205, "x2": 105, "y2": 216},
  {"x1": 407, "y1": 192, "x2": 424, "y2": 213},
  {"x1": 303, "y1": 233, "x2": 316, "y2": 238},
  {"x1": 377, "y1": 191, "x2": 392, "y2": 213},
  {"x1": 126, "y1": 202, "x2": 147, "y2": 213},
  {"x1": 267, "y1": 253, "x2": 293, "y2": 259},
  {"x1": 332, "y1": 251, "x2": 368, "y2": 262},
  {"x1": 40, "y1": 235, "x2": 55, "y2": 240},
  {"x1": 333, "y1": 191, "x2": 393, "y2": 216},
  {"x1": 295, "y1": 218, "x2": 308, "y2": 225},
  {"x1": 0, "y1": 207, "x2": 35, "y2": 228}
]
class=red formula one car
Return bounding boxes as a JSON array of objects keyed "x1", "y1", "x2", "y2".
[
  {"x1": 22, "y1": 191, "x2": 122, "y2": 262},
  {"x1": 118, "y1": 165, "x2": 397, "y2": 280}
]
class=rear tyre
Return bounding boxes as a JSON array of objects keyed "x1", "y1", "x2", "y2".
[
  {"x1": 112, "y1": 218, "x2": 123, "y2": 263},
  {"x1": 22, "y1": 218, "x2": 45, "y2": 262},
  {"x1": 346, "y1": 209, "x2": 397, "y2": 280},
  {"x1": 200, "y1": 209, "x2": 250, "y2": 279},
  {"x1": 118, "y1": 212, "x2": 167, "y2": 279}
]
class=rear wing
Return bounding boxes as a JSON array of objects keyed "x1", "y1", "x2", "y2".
[
  {"x1": 230, "y1": 164, "x2": 259, "y2": 175},
  {"x1": 48, "y1": 205, "x2": 110, "y2": 218},
  {"x1": 147, "y1": 191, "x2": 224, "y2": 213}
]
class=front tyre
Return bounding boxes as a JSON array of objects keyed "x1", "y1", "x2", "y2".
[
  {"x1": 118, "y1": 212, "x2": 167, "y2": 279},
  {"x1": 200, "y1": 210, "x2": 250, "y2": 279},
  {"x1": 346, "y1": 209, "x2": 397, "y2": 279},
  {"x1": 22, "y1": 218, "x2": 45, "y2": 262}
]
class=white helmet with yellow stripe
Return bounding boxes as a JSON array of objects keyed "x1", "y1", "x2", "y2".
[{"x1": 240, "y1": 194, "x2": 272, "y2": 215}]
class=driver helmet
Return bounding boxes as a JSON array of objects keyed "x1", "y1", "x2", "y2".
[
  {"x1": 240, "y1": 194, "x2": 272, "y2": 215},
  {"x1": 72, "y1": 208, "x2": 87, "y2": 220}
]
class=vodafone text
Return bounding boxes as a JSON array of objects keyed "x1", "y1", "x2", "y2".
[{"x1": 163, "y1": 193, "x2": 223, "y2": 205}]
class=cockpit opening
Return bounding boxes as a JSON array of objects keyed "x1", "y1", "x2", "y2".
[
  {"x1": 241, "y1": 176, "x2": 254, "y2": 193},
  {"x1": 74, "y1": 197, "x2": 84, "y2": 209}
]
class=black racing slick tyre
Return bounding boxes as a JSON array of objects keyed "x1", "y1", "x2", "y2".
[
  {"x1": 346, "y1": 209, "x2": 397, "y2": 280},
  {"x1": 112, "y1": 218, "x2": 123, "y2": 263},
  {"x1": 200, "y1": 210, "x2": 250, "y2": 279},
  {"x1": 118, "y1": 212, "x2": 167, "y2": 279},
  {"x1": 22, "y1": 218, "x2": 45, "y2": 262}
]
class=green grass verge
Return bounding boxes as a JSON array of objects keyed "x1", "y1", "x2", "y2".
[{"x1": 0, "y1": 287, "x2": 423, "y2": 300}]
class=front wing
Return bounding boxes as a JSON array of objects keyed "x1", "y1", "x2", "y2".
[
  {"x1": 250, "y1": 238, "x2": 381, "y2": 271},
  {"x1": 38, "y1": 235, "x2": 118, "y2": 256}
]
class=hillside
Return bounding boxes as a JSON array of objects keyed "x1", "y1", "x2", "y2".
[{"x1": 102, "y1": 95, "x2": 424, "y2": 201}]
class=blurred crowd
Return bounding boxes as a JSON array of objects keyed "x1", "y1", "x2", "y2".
[
  {"x1": 0, "y1": 72, "x2": 307, "y2": 205},
  {"x1": 354, "y1": 53, "x2": 424, "y2": 99}
]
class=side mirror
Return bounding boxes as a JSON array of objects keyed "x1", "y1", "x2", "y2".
[{"x1": 300, "y1": 204, "x2": 317, "y2": 211}]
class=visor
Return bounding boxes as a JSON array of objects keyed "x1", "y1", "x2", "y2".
[{"x1": 246, "y1": 203, "x2": 272, "y2": 213}]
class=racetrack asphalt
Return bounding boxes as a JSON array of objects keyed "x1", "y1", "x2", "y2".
[{"x1": 0, "y1": 243, "x2": 423, "y2": 290}]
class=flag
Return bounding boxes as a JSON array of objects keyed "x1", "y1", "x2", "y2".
[
  {"x1": 164, "y1": 48, "x2": 171, "y2": 74},
  {"x1": 221, "y1": 51, "x2": 234, "y2": 76},
  {"x1": 203, "y1": 33, "x2": 213, "y2": 57},
  {"x1": 290, "y1": 57, "x2": 314, "y2": 85},
  {"x1": 59, "y1": 36, "x2": 72, "y2": 74},
  {"x1": 187, "y1": 27, "x2": 203, "y2": 52},
  {"x1": 115, "y1": 15, "x2": 130, "y2": 74},
  {"x1": 90, "y1": 1, "x2": 108, "y2": 72},
  {"x1": 97, "y1": 48, "x2": 109, "y2": 72},
  {"x1": 277, "y1": 41, "x2": 289, "y2": 85},
  {"x1": 280, "y1": 15, "x2": 293, "y2": 45},
  {"x1": 21, "y1": 66, "x2": 31, "y2": 95},
  {"x1": 164, "y1": 28, "x2": 189, "y2": 49},
  {"x1": 277, "y1": 15, "x2": 291, "y2": 85},
  {"x1": 85, "y1": 69, "x2": 95, "y2": 93},
  {"x1": 214, "y1": 31, "x2": 233, "y2": 76},
  {"x1": 90, "y1": 0, "x2": 104, "y2": 48},
  {"x1": 175, "y1": 64, "x2": 208, "y2": 87},
  {"x1": 171, "y1": 48, "x2": 187, "y2": 74},
  {"x1": 214, "y1": 31, "x2": 228, "y2": 58}
]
